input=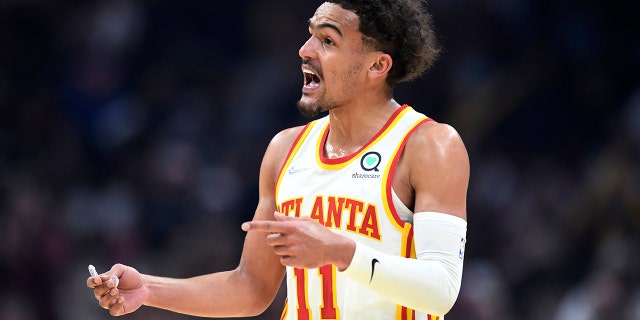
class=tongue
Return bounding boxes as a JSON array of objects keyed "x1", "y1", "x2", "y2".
[{"x1": 306, "y1": 75, "x2": 320, "y2": 89}]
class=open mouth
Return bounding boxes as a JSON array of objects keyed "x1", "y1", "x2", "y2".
[{"x1": 303, "y1": 69, "x2": 321, "y2": 90}]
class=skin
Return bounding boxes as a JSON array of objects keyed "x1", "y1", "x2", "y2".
[{"x1": 87, "y1": 2, "x2": 469, "y2": 317}]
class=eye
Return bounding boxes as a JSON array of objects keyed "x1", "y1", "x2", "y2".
[{"x1": 323, "y1": 37, "x2": 335, "y2": 46}]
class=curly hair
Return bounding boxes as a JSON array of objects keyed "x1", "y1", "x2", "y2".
[{"x1": 328, "y1": 0, "x2": 440, "y2": 87}]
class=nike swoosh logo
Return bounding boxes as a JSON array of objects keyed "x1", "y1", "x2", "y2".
[
  {"x1": 288, "y1": 166, "x2": 312, "y2": 174},
  {"x1": 370, "y1": 258, "x2": 379, "y2": 283}
]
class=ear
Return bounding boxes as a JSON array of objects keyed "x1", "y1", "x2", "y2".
[{"x1": 367, "y1": 53, "x2": 392, "y2": 81}]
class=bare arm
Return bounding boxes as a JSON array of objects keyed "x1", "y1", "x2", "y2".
[
  {"x1": 407, "y1": 121, "x2": 469, "y2": 218},
  {"x1": 88, "y1": 127, "x2": 305, "y2": 317}
]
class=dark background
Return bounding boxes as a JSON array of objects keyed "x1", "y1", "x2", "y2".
[{"x1": 1, "y1": 0, "x2": 638, "y2": 319}]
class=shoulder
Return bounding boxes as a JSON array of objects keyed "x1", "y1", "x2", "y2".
[
  {"x1": 261, "y1": 125, "x2": 307, "y2": 182},
  {"x1": 406, "y1": 121, "x2": 468, "y2": 164},
  {"x1": 268, "y1": 125, "x2": 307, "y2": 153}
]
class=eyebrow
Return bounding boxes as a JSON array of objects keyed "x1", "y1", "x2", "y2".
[{"x1": 308, "y1": 19, "x2": 343, "y2": 37}]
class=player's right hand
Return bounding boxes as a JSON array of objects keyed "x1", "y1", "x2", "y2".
[{"x1": 87, "y1": 263, "x2": 148, "y2": 316}]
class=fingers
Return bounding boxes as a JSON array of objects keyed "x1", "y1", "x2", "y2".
[
  {"x1": 99, "y1": 291, "x2": 125, "y2": 316},
  {"x1": 279, "y1": 255, "x2": 297, "y2": 267},
  {"x1": 242, "y1": 220, "x2": 287, "y2": 233},
  {"x1": 109, "y1": 296, "x2": 125, "y2": 316},
  {"x1": 87, "y1": 274, "x2": 118, "y2": 289},
  {"x1": 92, "y1": 277, "x2": 120, "y2": 300},
  {"x1": 242, "y1": 211, "x2": 302, "y2": 232},
  {"x1": 87, "y1": 264, "x2": 124, "y2": 289},
  {"x1": 265, "y1": 232, "x2": 291, "y2": 254},
  {"x1": 273, "y1": 211, "x2": 295, "y2": 221},
  {"x1": 98, "y1": 287, "x2": 118, "y2": 306},
  {"x1": 266, "y1": 233, "x2": 300, "y2": 260},
  {"x1": 87, "y1": 275, "x2": 102, "y2": 288},
  {"x1": 265, "y1": 232, "x2": 285, "y2": 245},
  {"x1": 87, "y1": 276, "x2": 110, "y2": 291}
]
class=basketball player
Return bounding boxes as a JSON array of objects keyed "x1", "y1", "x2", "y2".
[{"x1": 88, "y1": 1, "x2": 469, "y2": 319}]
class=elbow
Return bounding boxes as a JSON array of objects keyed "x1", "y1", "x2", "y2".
[
  {"x1": 226, "y1": 267, "x2": 283, "y2": 317},
  {"x1": 426, "y1": 285, "x2": 460, "y2": 316},
  {"x1": 413, "y1": 268, "x2": 462, "y2": 316},
  {"x1": 244, "y1": 294, "x2": 277, "y2": 317},
  {"x1": 421, "y1": 278, "x2": 460, "y2": 316},
  {"x1": 237, "y1": 286, "x2": 282, "y2": 317},
  {"x1": 224, "y1": 292, "x2": 273, "y2": 317}
]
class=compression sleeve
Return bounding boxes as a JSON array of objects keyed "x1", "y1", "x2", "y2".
[{"x1": 340, "y1": 211, "x2": 467, "y2": 316}]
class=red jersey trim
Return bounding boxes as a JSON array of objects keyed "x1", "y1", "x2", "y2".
[
  {"x1": 316, "y1": 105, "x2": 410, "y2": 169},
  {"x1": 275, "y1": 122, "x2": 316, "y2": 200},
  {"x1": 383, "y1": 117, "x2": 434, "y2": 228}
]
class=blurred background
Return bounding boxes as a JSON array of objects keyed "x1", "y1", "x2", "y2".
[{"x1": 0, "y1": 0, "x2": 638, "y2": 319}]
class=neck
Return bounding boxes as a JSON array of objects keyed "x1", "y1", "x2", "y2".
[{"x1": 325, "y1": 99, "x2": 401, "y2": 158}]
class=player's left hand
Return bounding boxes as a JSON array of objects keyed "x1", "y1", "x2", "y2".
[
  {"x1": 242, "y1": 212, "x2": 355, "y2": 270},
  {"x1": 86, "y1": 264, "x2": 148, "y2": 316}
]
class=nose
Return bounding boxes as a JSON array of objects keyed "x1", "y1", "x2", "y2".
[{"x1": 298, "y1": 36, "x2": 317, "y2": 60}]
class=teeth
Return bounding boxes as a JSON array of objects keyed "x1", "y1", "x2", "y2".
[
  {"x1": 303, "y1": 69, "x2": 317, "y2": 86},
  {"x1": 303, "y1": 68, "x2": 320, "y2": 87}
]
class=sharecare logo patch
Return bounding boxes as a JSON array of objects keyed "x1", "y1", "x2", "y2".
[{"x1": 360, "y1": 151, "x2": 381, "y2": 171}]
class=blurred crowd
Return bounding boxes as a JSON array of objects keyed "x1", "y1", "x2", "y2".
[{"x1": 0, "y1": 1, "x2": 638, "y2": 319}]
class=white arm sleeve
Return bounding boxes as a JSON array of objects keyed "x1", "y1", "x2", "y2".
[{"x1": 340, "y1": 211, "x2": 467, "y2": 316}]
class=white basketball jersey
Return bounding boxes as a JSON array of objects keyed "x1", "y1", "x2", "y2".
[{"x1": 275, "y1": 105, "x2": 441, "y2": 320}]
